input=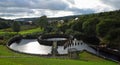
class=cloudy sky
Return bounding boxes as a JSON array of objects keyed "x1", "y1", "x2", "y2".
[{"x1": 0, "y1": 0, "x2": 120, "y2": 19}]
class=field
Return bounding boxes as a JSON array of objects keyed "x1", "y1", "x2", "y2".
[
  {"x1": 20, "y1": 27, "x2": 44, "y2": 35},
  {"x1": 0, "y1": 25, "x2": 38, "y2": 32},
  {"x1": 0, "y1": 45, "x2": 118, "y2": 65}
]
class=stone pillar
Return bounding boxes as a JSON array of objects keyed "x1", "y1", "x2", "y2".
[{"x1": 52, "y1": 41, "x2": 58, "y2": 56}]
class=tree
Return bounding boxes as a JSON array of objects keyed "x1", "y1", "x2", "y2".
[
  {"x1": 105, "y1": 28, "x2": 120, "y2": 50},
  {"x1": 71, "y1": 21, "x2": 83, "y2": 32},
  {"x1": 36, "y1": 15, "x2": 48, "y2": 28},
  {"x1": 12, "y1": 21, "x2": 21, "y2": 33},
  {"x1": 65, "y1": 29, "x2": 75, "y2": 35},
  {"x1": 83, "y1": 36, "x2": 100, "y2": 45},
  {"x1": 0, "y1": 21, "x2": 9, "y2": 29},
  {"x1": 96, "y1": 19, "x2": 120, "y2": 37},
  {"x1": 82, "y1": 18, "x2": 100, "y2": 36}
]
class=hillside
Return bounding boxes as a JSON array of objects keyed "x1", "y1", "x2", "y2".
[
  {"x1": 63, "y1": 10, "x2": 120, "y2": 50},
  {"x1": 14, "y1": 10, "x2": 120, "y2": 22},
  {"x1": 14, "y1": 15, "x2": 80, "y2": 22}
]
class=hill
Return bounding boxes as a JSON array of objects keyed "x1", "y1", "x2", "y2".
[{"x1": 14, "y1": 15, "x2": 80, "y2": 22}]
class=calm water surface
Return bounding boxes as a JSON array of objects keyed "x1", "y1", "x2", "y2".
[{"x1": 10, "y1": 39, "x2": 96, "y2": 55}]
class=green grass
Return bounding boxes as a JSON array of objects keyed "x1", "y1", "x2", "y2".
[
  {"x1": 20, "y1": 25, "x2": 38, "y2": 31},
  {"x1": 0, "y1": 27, "x2": 43, "y2": 35},
  {"x1": 20, "y1": 27, "x2": 44, "y2": 35},
  {"x1": 79, "y1": 51, "x2": 107, "y2": 61},
  {"x1": 0, "y1": 45, "x2": 118, "y2": 65},
  {"x1": 0, "y1": 25, "x2": 38, "y2": 32}
]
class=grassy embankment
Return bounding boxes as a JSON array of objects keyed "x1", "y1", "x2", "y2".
[{"x1": 0, "y1": 45, "x2": 117, "y2": 65}]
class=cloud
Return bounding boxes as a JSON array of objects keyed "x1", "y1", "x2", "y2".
[
  {"x1": 0, "y1": 0, "x2": 70, "y2": 19},
  {"x1": 0, "y1": 0, "x2": 68, "y2": 10},
  {"x1": 0, "y1": 0, "x2": 120, "y2": 19},
  {"x1": 0, "y1": 7, "x2": 34, "y2": 13},
  {"x1": 49, "y1": 10, "x2": 74, "y2": 17},
  {"x1": 66, "y1": 0, "x2": 75, "y2": 4},
  {"x1": 1, "y1": 9, "x2": 75, "y2": 19},
  {"x1": 100, "y1": 0, "x2": 120, "y2": 9},
  {"x1": 66, "y1": 7, "x2": 95, "y2": 14}
]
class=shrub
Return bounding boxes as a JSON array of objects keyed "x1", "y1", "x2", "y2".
[{"x1": 0, "y1": 32, "x2": 18, "y2": 45}]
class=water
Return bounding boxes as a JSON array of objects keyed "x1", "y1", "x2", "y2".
[
  {"x1": 9, "y1": 39, "x2": 96, "y2": 55},
  {"x1": 45, "y1": 38, "x2": 67, "y2": 41}
]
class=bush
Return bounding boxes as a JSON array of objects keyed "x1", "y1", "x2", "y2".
[
  {"x1": 0, "y1": 32, "x2": 17, "y2": 45},
  {"x1": 65, "y1": 29, "x2": 80, "y2": 36},
  {"x1": 23, "y1": 33, "x2": 41, "y2": 39},
  {"x1": 0, "y1": 40, "x2": 6, "y2": 45},
  {"x1": 0, "y1": 32, "x2": 17, "y2": 39}
]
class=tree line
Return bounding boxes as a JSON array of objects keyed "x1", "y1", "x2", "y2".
[{"x1": 35, "y1": 10, "x2": 120, "y2": 50}]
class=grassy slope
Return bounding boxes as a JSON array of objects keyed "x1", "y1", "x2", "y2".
[
  {"x1": 0, "y1": 45, "x2": 117, "y2": 65},
  {"x1": 80, "y1": 52, "x2": 106, "y2": 61}
]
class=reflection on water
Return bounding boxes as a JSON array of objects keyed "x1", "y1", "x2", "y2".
[
  {"x1": 10, "y1": 39, "x2": 51, "y2": 55},
  {"x1": 45, "y1": 38, "x2": 67, "y2": 41},
  {"x1": 10, "y1": 39, "x2": 96, "y2": 55}
]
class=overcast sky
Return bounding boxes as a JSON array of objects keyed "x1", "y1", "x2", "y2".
[{"x1": 0, "y1": 0, "x2": 120, "y2": 19}]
